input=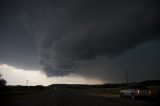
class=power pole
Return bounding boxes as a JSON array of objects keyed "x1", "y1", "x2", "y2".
[
  {"x1": 125, "y1": 69, "x2": 128, "y2": 84},
  {"x1": 0, "y1": 73, "x2": 2, "y2": 79},
  {"x1": 26, "y1": 80, "x2": 29, "y2": 86}
]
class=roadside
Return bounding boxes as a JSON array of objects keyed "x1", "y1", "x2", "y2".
[
  {"x1": 70, "y1": 86, "x2": 160, "y2": 104},
  {"x1": 0, "y1": 86, "x2": 46, "y2": 105}
]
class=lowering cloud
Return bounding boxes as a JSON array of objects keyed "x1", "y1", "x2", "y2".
[{"x1": 23, "y1": 0, "x2": 160, "y2": 76}]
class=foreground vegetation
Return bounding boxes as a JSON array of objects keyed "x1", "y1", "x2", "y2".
[
  {"x1": 0, "y1": 85, "x2": 45, "y2": 103},
  {"x1": 68, "y1": 85, "x2": 160, "y2": 98}
]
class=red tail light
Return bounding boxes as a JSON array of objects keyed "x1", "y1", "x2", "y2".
[{"x1": 136, "y1": 90, "x2": 140, "y2": 94}]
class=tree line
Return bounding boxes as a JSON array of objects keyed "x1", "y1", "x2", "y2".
[{"x1": 0, "y1": 73, "x2": 7, "y2": 87}]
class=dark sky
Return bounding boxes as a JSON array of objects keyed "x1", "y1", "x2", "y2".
[{"x1": 0, "y1": 0, "x2": 160, "y2": 83}]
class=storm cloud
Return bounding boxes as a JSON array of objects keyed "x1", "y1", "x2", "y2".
[
  {"x1": 1, "y1": 0, "x2": 160, "y2": 82},
  {"x1": 23, "y1": 0, "x2": 160, "y2": 76}
]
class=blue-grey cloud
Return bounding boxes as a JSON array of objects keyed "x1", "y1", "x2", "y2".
[{"x1": 24, "y1": 0, "x2": 160, "y2": 76}]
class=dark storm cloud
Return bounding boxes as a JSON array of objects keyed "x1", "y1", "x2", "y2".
[
  {"x1": 0, "y1": 0, "x2": 39, "y2": 70},
  {"x1": 1, "y1": 0, "x2": 160, "y2": 80},
  {"x1": 24, "y1": 0, "x2": 160, "y2": 76}
]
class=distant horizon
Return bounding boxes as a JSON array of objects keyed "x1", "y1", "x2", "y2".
[
  {"x1": 5, "y1": 78, "x2": 160, "y2": 87},
  {"x1": 1, "y1": 63, "x2": 160, "y2": 86}
]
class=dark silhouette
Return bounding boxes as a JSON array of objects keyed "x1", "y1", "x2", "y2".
[
  {"x1": 0, "y1": 73, "x2": 7, "y2": 87},
  {"x1": 0, "y1": 73, "x2": 8, "y2": 106},
  {"x1": 0, "y1": 79, "x2": 7, "y2": 87},
  {"x1": 0, "y1": 73, "x2": 2, "y2": 79}
]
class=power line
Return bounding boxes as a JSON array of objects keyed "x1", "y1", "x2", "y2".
[
  {"x1": 125, "y1": 69, "x2": 128, "y2": 84},
  {"x1": 26, "y1": 80, "x2": 29, "y2": 86}
]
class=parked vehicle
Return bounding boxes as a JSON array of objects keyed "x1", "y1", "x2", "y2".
[{"x1": 120, "y1": 85, "x2": 151, "y2": 100}]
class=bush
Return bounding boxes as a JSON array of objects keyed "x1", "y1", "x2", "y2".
[{"x1": 0, "y1": 79, "x2": 7, "y2": 87}]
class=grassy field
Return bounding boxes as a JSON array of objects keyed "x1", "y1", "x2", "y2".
[
  {"x1": 149, "y1": 86, "x2": 160, "y2": 96},
  {"x1": 85, "y1": 88, "x2": 121, "y2": 96},
  {"x1": 1, "y1": 85, "x2": 160, "y2": 103},
  {"x1": 0, "y1": 86, "x2": 45, "y2": 102},
  {"x1": 69, "y1": 87, "x2": 121, "y2": 97},
  {"x1": 71, "y1": 85, "x2": 160, "y2": 97}
]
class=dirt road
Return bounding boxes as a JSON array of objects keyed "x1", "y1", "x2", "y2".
[{"x1": 9, "y1": 89, "x2": 158, "y2": 106}]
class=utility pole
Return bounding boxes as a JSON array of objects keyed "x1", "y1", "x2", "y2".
[
  {"x1": 0, "y1": 73, "x2": 2, "y2": 79},
  {"x1": 26, "y1": 80, "x2": 29, "y2": 86},
  {"x1": 125, "y1": 69, "x2": 128, "y2": 84}
]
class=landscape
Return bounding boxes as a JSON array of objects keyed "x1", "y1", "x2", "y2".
[
  {"x1": 0, "y1": 0, "x2": 160, "y2": 106},
  {"x1": 0, "y1": 79, "x2": 160, "y2": 106}
]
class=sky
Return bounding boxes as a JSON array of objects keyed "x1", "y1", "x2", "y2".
[{"x1": 0, "y1": 0, "x2": 160, "y2": 85}]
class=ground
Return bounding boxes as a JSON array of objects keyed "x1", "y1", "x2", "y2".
[{"x1": 3, "y1": 89, "x2": 158, "y2": 106}]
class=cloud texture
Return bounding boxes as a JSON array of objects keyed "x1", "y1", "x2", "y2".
[
  {"x1": 24, "y1": 0, "x2": 160, "y2": 76},
  {"x1": 1, "y1": 0, "x2": 160, "y2": 81}
]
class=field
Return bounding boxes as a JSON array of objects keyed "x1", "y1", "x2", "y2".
[
  {"x1": 71, "y1": 85, "x2": 160, "y2": 98},
  {"x1": 149, "y1": 86, "x2": 160, "y2": 96},
  {"x1": 0, "y1": 85, "x2": 45, "y2": 103},
  {"x1": 72, "y1": 87, "x2": 121, "y2": 96},
  {"x1": 0, "y1": 84, "x2": 160, "y2": 105}
]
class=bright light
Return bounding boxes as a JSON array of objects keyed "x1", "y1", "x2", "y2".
[
  {"x1": 0, "y1": 64, "x2": 105, "y2": 86},
  {"x1": 149, "y1": 91, "x2": 151, "y2": 95},
  {"x1": 0, "y1": 64, "x2": 8, "y2": 68}
]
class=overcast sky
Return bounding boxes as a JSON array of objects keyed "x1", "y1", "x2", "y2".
[{"x1": 0, "y1": 0, "x2": 160, "y2": 85}]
